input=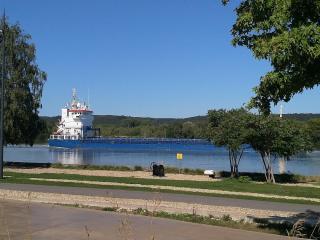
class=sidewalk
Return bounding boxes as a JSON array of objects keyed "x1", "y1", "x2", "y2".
[{"x1": 0, "y1": 199, "x2": 295, "y2": 240}]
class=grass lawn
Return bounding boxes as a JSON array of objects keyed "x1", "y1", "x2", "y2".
[{"x1": 2, "y1": 171, "x2": 320, "y2": 205}]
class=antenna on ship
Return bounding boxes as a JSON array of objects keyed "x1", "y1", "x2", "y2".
[
  {"x1": 72, "y1": 88, "x2": 77, "y2": 100},
  {"x1": 87, "y1": 88, "x2": 90, "y2": 109},
  {"x1": 71, "y1": 88, "x2": 78, "y2": 108}
]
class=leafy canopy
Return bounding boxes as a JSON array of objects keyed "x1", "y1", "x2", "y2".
[
  {"x1": 247, "y1": 115, "x2": 312, "y2": 158},
  {"x1": 0, "y1": 18, "x2": 47, "y2": 145},
  {"x1": 224, "y1": 0, "x2": 320, "y2": 114},
  {"x1": 208, "y1": 108, "x2": 250, "y2": 151},
  {"x1": 305, "y1": 118, "x2": 320, "y2": 149}
]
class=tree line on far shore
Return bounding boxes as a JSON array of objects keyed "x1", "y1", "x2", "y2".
[{"x1": 36, "y1": 113, "x2": 320, "y2": 148}]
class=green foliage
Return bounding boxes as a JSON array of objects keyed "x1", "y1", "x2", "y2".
[
  {"x1": 247, "y1": 115, "x2": 312, "y2": 182},
  {"x1": 221, "y1": 214, "x2": 232, "y2": 221},
  {"x1": 1, "y1": 18, "x2": 46, "y2": 145},
  {"x1": 238, "y1": 176, "x2": 252, "y2": 183},
  {"x1": 225, "y1": 0, "x2": 320, "y2": 114},
  {"x1": 208, "y1": 109, "x2": 313, "y2": 182},
  {"x1": 305, "y1": 118, "x2": 320, "y2": 149},
  {"x1": 208, "y1": 108, "x2": 250, "y2": 151},
  {"x1": 208, "y1": 108, "x2": 251, "y2": 177},
  {"x1": 133, "y1": 165, "x2": 143, "y2": 171},
  {"x1": 248, "y1": 115, "x2": 312, "y2": 159}
]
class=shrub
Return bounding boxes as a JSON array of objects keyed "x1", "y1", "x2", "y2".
[
  {"x1": 133, "y1": 165, "x2": 143, "y2": 171},
  {"x1": 238, "y1": 176, "x2": 252, "y2": 183},
  {"x1": 221, "y1": 214, "x2": 232, "y2": 221}
]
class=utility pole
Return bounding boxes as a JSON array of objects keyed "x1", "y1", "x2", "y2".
[
  {"x1": 280, "y1": 104, "x2": 283, "y2": 118},
  {"x1": 0, "y1": 11, "x2": 5, "y2": 179}
]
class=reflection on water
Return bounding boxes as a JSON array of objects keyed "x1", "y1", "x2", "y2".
[
  {"x1": 4, "y1": 145, "x2": 320, "y2": 176},
  {"x1": 52, "y1": 148, "x2": 96, "y2": 165},
  {"x1": 278, "y1": 158, "x2": 287, "y2": 174}
]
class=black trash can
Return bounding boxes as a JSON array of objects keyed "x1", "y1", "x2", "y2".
[
  {"x1": 152, "y1": 164, "x2": 159, "y2": 176},
  {"x1": 151, "y1": 162, "x2": 165, "y2": 177},
  {"x1": 158, "y1": 164, "x2": 165, "y2": 177}
]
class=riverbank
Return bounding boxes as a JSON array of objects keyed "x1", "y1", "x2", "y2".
[
  {"x1": 5, "y1": 161, "x2": 320, "y2": 183},
  {"x1": 3, "y1": 167, "x2": 320, "y2": 204}
]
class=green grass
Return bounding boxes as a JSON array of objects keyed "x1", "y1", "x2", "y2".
[
  {"x1": 8, "y1": 162, "x2": 320, "y2": 183},
  {"x1": 3, "y1": 171, "x2": 320, "y2": 205}
]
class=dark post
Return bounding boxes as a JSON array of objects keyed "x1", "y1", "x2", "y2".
[{"x1": 0, "y1": 11, "x2": 5, "y2": 179}]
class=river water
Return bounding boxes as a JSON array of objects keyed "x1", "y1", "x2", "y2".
[{"x1": 4, "y1": 145, "x2": 320, "y2": 176}]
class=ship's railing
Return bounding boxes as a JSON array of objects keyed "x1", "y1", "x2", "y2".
[
  {"x1": 49, "y1": 135, "x2": 211, "y2": 145},
  {"x1": 50, "y1": 134, "x2": 80, "y2": 140},
  {"x1": 84, "y1": 137, "x2": 211, "y2": 145}
]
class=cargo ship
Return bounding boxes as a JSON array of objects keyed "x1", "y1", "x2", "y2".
[{"x1": 48, "y1": 89, "x2": 213, "y2": 151}]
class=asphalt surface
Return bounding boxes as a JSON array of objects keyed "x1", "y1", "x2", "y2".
[
  {"x1": 0, "y1": 199, "x2": 294, "y2": 240},
  {"x1": 0, "y1": 183, "x2": 319, "y2": 213}
]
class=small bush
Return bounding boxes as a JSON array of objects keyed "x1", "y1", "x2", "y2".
[
  {"x1": 133, "y1": 165, "x2": 143, "y2": 171},
  {"x1": 103, "y1": 207, "x2": 118, "y2": 212},
  {"x1": 221, "y1": 214, "x2": 232, "y2": 222},
  {"x1": 238, "y1": 176, "x2": 252, "y2": 183},
  {"x1": 183, "y1": 168, "x2": 191, "y2": 174}
]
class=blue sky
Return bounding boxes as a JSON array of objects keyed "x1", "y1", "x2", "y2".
[{"x1": 1, "y1": 0, "x2": 319, "y2": 117}]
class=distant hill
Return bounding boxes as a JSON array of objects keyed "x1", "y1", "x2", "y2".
[
  {"x1": 279, "y1": 113, "x2": 320, "y2": 121},
  {"x1": 93, "y1": 115, "x2": 208, "y2": 125},
  {"x1": 40, "y1": 113, "x2": 319, "y2": 126}
]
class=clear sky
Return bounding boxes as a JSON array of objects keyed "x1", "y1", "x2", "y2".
[{"x1": 1, "y1": 0, "x2": 319, "y2": 117}]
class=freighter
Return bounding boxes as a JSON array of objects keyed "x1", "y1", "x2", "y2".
[{"x1": 48, "y1": 89, "x2": 213, "y2": 151}]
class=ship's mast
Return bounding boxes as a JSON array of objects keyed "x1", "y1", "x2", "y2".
[{"x1": 71, "y1": 88, "x2": 77, "y2": 108}]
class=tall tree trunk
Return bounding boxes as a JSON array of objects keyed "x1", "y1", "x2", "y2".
[
  {"x1": 261, "y1": 152, "x2": 275, "y2": 183},
  {"x1": 229, "y1": 149, "x2": 241, "y2": 178},
  {"x1": 228, "y1": 149, "x2": 232, "y2": 174}
]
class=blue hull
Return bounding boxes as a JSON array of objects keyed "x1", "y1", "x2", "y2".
[{"x1": 48, "y1": 138, "x2": 215, "y2": 152}]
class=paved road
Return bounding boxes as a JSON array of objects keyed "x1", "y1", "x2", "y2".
[
  {"x1": 0, "y1": 199, "x2": 293, "y2": 240},
  {"x1": 0, "y1": 183, "x2": 319, "y2": 212}
]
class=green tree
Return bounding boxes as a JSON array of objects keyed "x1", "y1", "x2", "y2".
[
  {"x1": 182, "y1": 121, "x2": 196, "y2": 138},
  {"x1": 305, "y1": 118, "x2": 320, "y2": 149},
  {"x1": 247, "y1": 115, "x2": 311, "y2": 183},
  {"x1": 122, "y1": 119, "x2": 140, "y2": 129},
  {"x1": 0, "y1": 18, "x2": 47, "y2": 145},
  {"x1": 208, "y1": 108, "x2": 251, "y2": 177},
  {"x1": 223, "y1": 0, "x2": 320, "y2": 114}
]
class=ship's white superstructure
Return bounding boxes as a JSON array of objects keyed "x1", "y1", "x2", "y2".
[{"x1": 50, "y1": 89, "x2": 99, "y2": 140}]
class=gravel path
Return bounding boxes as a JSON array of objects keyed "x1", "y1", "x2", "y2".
[
  {"x1": 1, "y1": 183, "x2": 318, "y2": 212},
  {"x1": 1, "y1": 183, "x2": 319, "y2": 226},
  {"x1": 0, "y1": 188, "x2": 296, "y2": 221}
]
